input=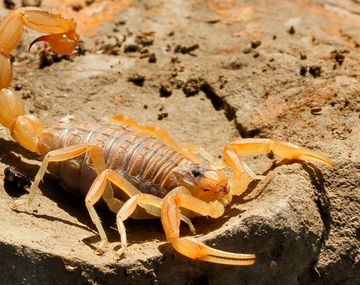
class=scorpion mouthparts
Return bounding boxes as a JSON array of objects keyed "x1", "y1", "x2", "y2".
[{"x1": 216, "y1": 185, "x2": 230, "y2": 196}]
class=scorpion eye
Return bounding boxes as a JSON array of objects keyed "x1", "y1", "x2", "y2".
[{"x1": 191, "y1": 167, "x2": 202, "y2": 177}]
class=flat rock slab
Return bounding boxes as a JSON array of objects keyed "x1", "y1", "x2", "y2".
[{"x1": 0, "y1": 0, "x2": 359, "y2": 284}]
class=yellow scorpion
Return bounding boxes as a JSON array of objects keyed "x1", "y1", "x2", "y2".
[{"x1": 0, "y1": 8, "x2": 334, "y2": 265}]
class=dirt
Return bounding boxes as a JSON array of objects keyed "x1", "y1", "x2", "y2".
[{"x1": 0, "y1": 0, "x2": 359, "y2": 284}]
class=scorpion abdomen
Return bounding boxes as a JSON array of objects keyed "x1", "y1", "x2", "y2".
[{"x1": 38, "y1": 123, "x2": 192, "y2": 198}]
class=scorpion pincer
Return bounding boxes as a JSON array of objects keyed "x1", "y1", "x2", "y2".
[{"x1": 0, "y1": 8, "x2": 335, "y2": 265}]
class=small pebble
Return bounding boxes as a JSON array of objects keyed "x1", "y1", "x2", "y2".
[{"x1": 311, "y1": 107, "x2": 322, "y2": 115}]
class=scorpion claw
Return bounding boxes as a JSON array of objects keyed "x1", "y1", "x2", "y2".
[{"x1": 173, "y1": 237, "x2": 256, "y2": 266}]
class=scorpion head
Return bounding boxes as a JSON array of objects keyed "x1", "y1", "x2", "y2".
[{"x1": 172, "y1": 164, "x2": 230, "y2": 203}]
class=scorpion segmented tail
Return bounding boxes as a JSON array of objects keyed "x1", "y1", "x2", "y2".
[{"x1": 0, "y1": 89, "x2": 45, "y2": 153}]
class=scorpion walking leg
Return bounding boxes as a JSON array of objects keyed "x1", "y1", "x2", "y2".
[
  {"x1": 161, "y1": 187, "x2": 256, "y2": 265},
  {"x1": 86, "y1": 169, "x2": 195, "y2": 257},
  {"x1": 114, "y1": 193, "x2": 163, "y2": 259},
  {"x1": 85, "y1": 169, "x2": 141, "y2": 254},
  {"x1": 183, "y1": 144, "x2": 214, "y2": 163},
  {"x1": 183, "y1": 144, "x2": 227, "y2": 169},
  {"x1": 10, "y1": 143, "x2": 118, "y2": 253},
  {"x1": 112, "y1": 115, "x2": 200, "y2": 162},
  {"x1": 115, "y1": 193, "x2": 196, "y2": 259},
  {"x1": 11, "y1": 144, "x2": 106, "y2": 208},
  {"x1": 224, "y1": 138, "x2": 335, "y2": 196},
  {"x1": 10, "y1": 144, "x2": 115, "y2": 253}
]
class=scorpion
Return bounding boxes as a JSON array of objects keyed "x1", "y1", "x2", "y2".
[{"x1": 0, "y1": 7, "x2": 335, "y2": 266}]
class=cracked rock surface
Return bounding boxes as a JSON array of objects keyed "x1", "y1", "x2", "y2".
[{"x1": 0, "y1": 0, "x2": 359, "y2": 284}]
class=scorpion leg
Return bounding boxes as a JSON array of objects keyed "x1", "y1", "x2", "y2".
[
  {"x1": 112, "y1": 115, "x2": 200, "y2": 163},
  {"x1": 114, "y1": 193, "x2": 164, "y2": 259},
  {"x1": 86, "y1": 169, "x2": 195, "y2": 256},
  {"x1": 161, "y1": 187, "x2": 256, "y2": 265},
  {"x1": 10, "y1": 143, "x2": 106, "y2": 207},
  {"x1": 183, "y1": 144, "x2": 227, "y2": 169},
  {"x1": 88, "y1": 170, "x2": 195, "y2": 255},
  {"x1": 224, "y1": 138, "x2": 335, "y2": 196},
  {"x1": 183, "y1": 144, "x2": 214, "y2": 163},
  {"x1": 9, "y1": 144, "x2": 117, "y2": 253},
  {"x1": 114, "y1": 193, "x2": 195, "y2": 259},
  {"x1": 85, "y1": 169, "x2": 140, "y2": 254}
]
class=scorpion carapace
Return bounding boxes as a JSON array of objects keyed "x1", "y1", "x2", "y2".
[{"x1": 0, "y1": 8, "x2": 335, "y2": 266}]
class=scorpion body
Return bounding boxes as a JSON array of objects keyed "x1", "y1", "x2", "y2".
[
  {"x1": 0, "y1": 8, "x2": 334, "y2": 265},
  {"x1": 42, "y1": 123, "x2": 195, "y2": 200}
]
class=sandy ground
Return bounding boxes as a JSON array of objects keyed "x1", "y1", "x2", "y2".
[{"x1": 0, "y1": 0, "x2": 359, "y2": 284}]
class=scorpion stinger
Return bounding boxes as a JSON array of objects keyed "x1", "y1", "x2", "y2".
[
  {"x1": 0, "y1": 7, "x2": 79, "y2": 89},
  {"x1": 29, "y1": 32, "x2": 79, "y2": 55}
]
